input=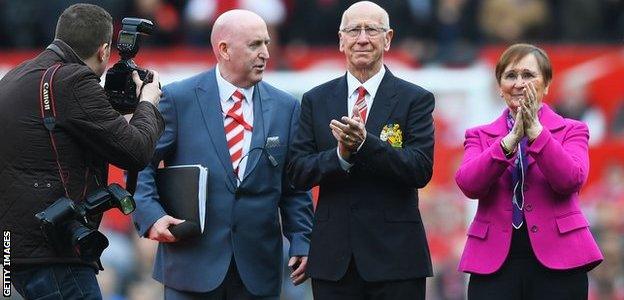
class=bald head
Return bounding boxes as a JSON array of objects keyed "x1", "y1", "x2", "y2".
[
  {"x1": 339, "y1": 1, "x2": 390, "y2": 30},
  {"x1": 210, "y1": 9, "x2": 271, "y2": 88},
  {"x1": 210, "y1": 10, "x2": 267, "y2": 59},
  {"x1": 338, "y1": 1, "x2": 393, "y2": 82}
]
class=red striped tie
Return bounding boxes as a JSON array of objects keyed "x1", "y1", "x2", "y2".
[
  {"x1": 224, "y1": 90, "x2": 252, "y2": 174},
  {"x1": 353, "y1": 86, "x2": 368, "y2": 123}
]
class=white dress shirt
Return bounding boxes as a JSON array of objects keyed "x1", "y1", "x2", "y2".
[
  {"x1": 216, "y1": 64, "x2": 254, "y2": 181},
  {"x1": 338, "y1": 67, "x2": 386, "y2": 170}
]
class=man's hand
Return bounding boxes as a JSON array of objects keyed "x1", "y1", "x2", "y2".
[
  {"x1": 146, "y1": 215, "x2": 185, "y2": 243},
  {"x1": 329, "y1": 105, "x2": 367, "y2": 160},
  {"x1": 288, "y1": 256, "x2": 309, "y2": 285},
  {"x1": 132, "y1": 70, "x2": 162, "y2": 108},
  {"x1": 330, "y1": 126, "x2": 353, "y2": 161}
]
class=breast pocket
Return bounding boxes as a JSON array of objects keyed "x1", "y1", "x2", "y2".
[{"x1": 266, "y1": 145, "x2": 287, "y2": 165}]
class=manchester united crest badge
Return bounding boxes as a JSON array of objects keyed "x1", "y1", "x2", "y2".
[{"x1": 380, "y1": 124, "x2": 403, "y2": 148}]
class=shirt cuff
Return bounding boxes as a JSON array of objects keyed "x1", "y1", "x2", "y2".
[
  {"x1": 491, "y1": 137, "x2": 516, "y2": 166},
  {"x1": 356, "y1": 136, "x2": 366, "y2": 152},
  {"x1": 337, "y1": 147, "x2": 354, "y2": 170}
]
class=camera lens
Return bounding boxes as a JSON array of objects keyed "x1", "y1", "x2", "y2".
[{"x1": 67, "y1": 220, "x2": 109, "y2": 261}]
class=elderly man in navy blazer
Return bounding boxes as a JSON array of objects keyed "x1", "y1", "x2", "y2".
[
  {"x1": 288, "y1": 1, "x2": 435, "y2": 299},
  {"x1": 132, "y1": 10, "x2": 313, "y2": 300}
]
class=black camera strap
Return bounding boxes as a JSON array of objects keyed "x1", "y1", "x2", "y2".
[{"x1": 39, "y1": 63, "x2": 89, "y2": 200}]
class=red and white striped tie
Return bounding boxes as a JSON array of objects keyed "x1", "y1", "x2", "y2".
[
  {"x1": 353, "y1": 86, "x2": 368, "y2": 123},
  {"x1": 224, "y1": 90, "x2": 252, "y2": 174}
]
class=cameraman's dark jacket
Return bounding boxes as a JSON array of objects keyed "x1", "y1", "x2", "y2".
[{"x1": 0, "y1": 40, "x2": 164, "y2": 268}]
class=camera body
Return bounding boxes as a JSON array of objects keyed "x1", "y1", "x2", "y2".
[
  {"x1": 35, "y1": 183, "x2": 135, "y2": 261},
  {"x1": 105, "y1": 18, "x2": 154, "y2": 114}
]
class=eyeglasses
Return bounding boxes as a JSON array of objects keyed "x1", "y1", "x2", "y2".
[{"x1": 341, "y1": 26, "x2": 388, "y2": 38}]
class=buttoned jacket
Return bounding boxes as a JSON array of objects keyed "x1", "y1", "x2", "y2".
[{"x1": 455, "y1": 104, "x2": 603, "y2": 274}]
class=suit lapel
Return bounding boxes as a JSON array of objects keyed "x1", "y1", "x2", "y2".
[
  {"x1": 525, "y1": 105, "x2": 564, "y2": 166},
  {"x1": 483, "y1": 110, "x2": 509, "y2": 147},
  {"x1": 540, "y1": 104, "x2": 566, "y2": 134},
  {"x1": 366, "y1": 68, "x2": 399, "y2": 137},
  {"x1": 195, "y1": 69, "x2": 237, "y2": 189},
  {"x1": 528, "y1": 104, "x2": 566, "y2": 166},
  {"x1": 241, "y1": 84, "x2": 268, "y2": 182},
  {"x1": 330, "y1": 75, "x2": 349, "y2": 124}
]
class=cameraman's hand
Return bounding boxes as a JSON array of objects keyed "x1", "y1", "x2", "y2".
[
  {"x1": 132, "y1": 70, "x2": 162, "y2": 108},
  {"x1": 147, "y1": 215, "x2": 184, "y2": 243}
]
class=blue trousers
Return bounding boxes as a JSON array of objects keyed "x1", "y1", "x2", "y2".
[
  {"x1": 11, "y1": 264, "x2": 102, "y2": 300},
  {"x1": 164, "y1": 258, "x2": 278, "y2": 300}
]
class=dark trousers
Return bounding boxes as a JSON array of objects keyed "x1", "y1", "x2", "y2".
[
  {"x1": 468, "y1": 225, "x2": 589, "y2": 300},
  {"x1": 11, "y1": 264, "x2": 102, "y2": 300},
  {"x1": 312, "y1": 258, "x2": 426, "y2": 300},
  {"x1": 164, "y1": 259, "x2": 278, "y2": 300}
]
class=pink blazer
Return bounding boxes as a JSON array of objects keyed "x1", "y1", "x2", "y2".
[{"x1": 455, "y1": 104, "x2": 603, "y2": 274}]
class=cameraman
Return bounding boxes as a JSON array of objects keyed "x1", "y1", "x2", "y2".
[{"x1": 0, "y1": 3, "x2": 163, "y2": 299}]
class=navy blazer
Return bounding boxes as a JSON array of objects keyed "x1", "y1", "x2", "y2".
[
  {"x1": 288, "y1": 67, "x2": 435, "y2": 281},
  {"x1": 132, "y1": 68, "x2": 313, "y2": 297}
]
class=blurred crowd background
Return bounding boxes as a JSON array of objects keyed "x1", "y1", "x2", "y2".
[
  {"x1": 1, "y1": 0, "x2": 624, "y2": 299},
  {"x1": 2, "y1": 0, "x2": 624, "y2": 65}
]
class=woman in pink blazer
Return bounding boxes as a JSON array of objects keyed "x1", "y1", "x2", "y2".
[{"x1": 455, "y1": 44, "x2": 603, "y2": 300}]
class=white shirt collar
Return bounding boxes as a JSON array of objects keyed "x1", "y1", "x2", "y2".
[
  {"x1": 215, "y1": 64, "x2": 254, "y2": 104},
  {"x1": 346, "y1": 66, "x2": 386, "y2": 99}
]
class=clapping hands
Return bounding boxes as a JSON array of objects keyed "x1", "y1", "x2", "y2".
[
  {"x1": 502, "y1": 81, "x2": 544, "y2": 153},
  {"x1": 329, "y1": 105, "x2": 367, "y2": 161},
  {"x1": 519, "y1": 81, "x2": 543, "y2": 140}
]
